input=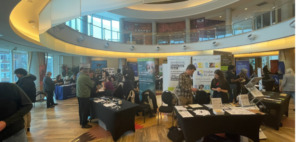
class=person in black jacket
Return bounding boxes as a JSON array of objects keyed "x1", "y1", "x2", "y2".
[
  {"x1": 14, "y1": 68, "x2": 36, "y2": 132},
  {"x1": 0, "y1": 83, "x2": 32, "y2": 141},
  {"x1": 211, "y1": 70, "x2": 230, "y2": 103},
  {"x1": 43, "y1": 72, "x2": 56, "y2": 108}
]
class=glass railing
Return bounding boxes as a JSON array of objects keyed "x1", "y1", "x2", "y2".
[{"x1": 65, "y1": 1, "x2": 294, "y2": 45}]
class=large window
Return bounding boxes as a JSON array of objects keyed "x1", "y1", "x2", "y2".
[
  {"x1": 66, "y1": 15, "x2": 120, "y2": 42},
  {"x1": 0, "y1": 49, "x2": 11, "y2": 82},
  {"x1": 13, "y1": 51, "x2": 28, "y2": 82},
  {"x1": 46, "y1": 54, "x2": 54, "y2": 78}
]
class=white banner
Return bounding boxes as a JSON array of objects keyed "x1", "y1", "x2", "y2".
[
  {"x1": 102, "y1": 68, "x2": 115, "y2": 76},
  {"x1": 167, "y1": 56, "x2": 191, "y2": 92},
  {"x1": 192, "y1": 55, "x2": 221, "y2": 92}
]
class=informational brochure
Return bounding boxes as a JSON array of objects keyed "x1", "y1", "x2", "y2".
[
  {"x1": 211, "y1": 98, "x2": 222, "y2": 109},
  {"x1": 239, "y1": 94, "x2": 251, "y2": 107},
  {"x1": 189, "y1": 104, "x2": 203, "y2": 108},
  {"x1": 175, "y1": 106, "x2": 187, "y2": 111},
  {"x1": 194, "y1": 109, "x2": 211, "y2": 116},
  {"x1": 178, "y1": 110, "x2": 193, "y2": 118},
  {"x1": 225, "y1": 107, "x2": 255, "y2": 115}
]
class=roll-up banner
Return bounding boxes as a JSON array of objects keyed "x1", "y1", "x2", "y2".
[
  {"x1": 167, "y1": 56, "x2": 191, "y2": 93},
  {"x1": 192, "y1": 55, "x2": 221, "y2": 92},
  {"x1": 138, "y1": 58, "x2": 156, "y2": 99}
]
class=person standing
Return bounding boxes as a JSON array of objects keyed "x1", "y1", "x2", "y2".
[
  {"x1": 14, "y1": 68, "x2": 36, "y2": 132},
  {"x1": 76, "y1": 68, "x2": 94, "y2": 128},
  {"x1": 226, "y1": 65, "x2": 242, "y2": 103},
  {"x1": 43, "y1": 72, "x2": 56, "y2": 108},
  {"x1": 280, "y1": 68, "x2": 295, "y2": 106},
  {"x1": 211, "y1": 69, "x2": 230, "y2": 103},
  {"x1": 115, "y1": 68, "x2": 123, "y2": 84},
  {"x1": 176, "y1": 64, "x2": 198, "y2": 105},
  {"x1": 0, "y1": 83, "x2": 33, "y2": 142}
]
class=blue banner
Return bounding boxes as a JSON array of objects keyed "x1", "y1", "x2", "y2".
[
  {"x1": 138, "y1": 58, "x2": 156, "y2": 100},
  {"x1": 236, "y1": 60, "x2": 250, "y2": 77},
  {"x1": 278, "y1": 61, "x2": 285, "y2": 79},
  {"x1": 91, "y1": 60, "x2": 107, "y2": 73},
  {"x1": 128, "y1": 62, "x2": 138, "y2": 76}
]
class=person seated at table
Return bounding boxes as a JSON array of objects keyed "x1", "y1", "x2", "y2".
[
  {"x1": 236, "y1": 69, "x2": 249, "y2": 94},
  {"x1": 90, "y1": 81, "x2": 105, "y2": 98},
  {"x1": 104, "y1": 77, "x2": 115, "y2": 96},
  {"x1": 211, "y1": 70, "x2": 230, "y2": 103},
  {"x1": 110, "y1": 76, "x2": 118, "y2": 89},
  {"x1": 70, "y1": 74, "x2": 76, "y2": 84},
  {"x1": 56, "y1": 75, "x2": 64, "y2": 85}
]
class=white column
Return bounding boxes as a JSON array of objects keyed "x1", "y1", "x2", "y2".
[
  {"x1": 281, "y1": 2, "x2": 293, "y2": 21},
  {"x1": 152, "y1": 21, "x2": 156, "y2": 45},
  {"x1": 185, "y1": 18, "x2": 190, "y2": 43},
  {"x1": 225, "y1": 8, "x2": 232, "y2": 34},
  {"x1": 29, "y1": 52, "x2": 40, "y2": 91},
  {"x1": 119, "y1": 18, "x2": 124, "y2": 43}
]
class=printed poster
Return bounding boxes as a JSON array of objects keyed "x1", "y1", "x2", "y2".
[
  {"x1": 236, "y1": 60, "x2": 250, "y2": 77},
  {"x1": 138, "y1": 58, "x2": 156, "y2": 100},
  {"x1": 91, "y1": 60, "x2": 107, "y2": 74},
  {"x1": 167, "y1": 56, "x2": 191, "y2": 92},
  {"x1": 128, "y1": 62, "x2": 138, "y2": 76},
  {"x1": 192, "y1": 55, "x2": 221, "y2": 92}
]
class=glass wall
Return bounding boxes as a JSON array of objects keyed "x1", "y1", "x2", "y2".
[
  {"x1": 66, "y1": 15, "x2": 120, "y2": 42},
  {"x1": 46, "y1": 54, "x2": 54, "y2": 78},
  {"x1": 13, "y1": 51, "x2": 28, "y2": 82},
  {"x1": 0, "y1": 49, "x2": 12, "y2": 82}
]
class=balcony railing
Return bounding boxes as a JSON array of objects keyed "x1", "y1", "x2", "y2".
[{"x1": 65, "y1": 1, "x2": 294, "y2": 45}]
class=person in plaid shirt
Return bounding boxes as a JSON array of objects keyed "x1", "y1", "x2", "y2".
[{"x1": 176, "y1": 64, "x2": 198, "y2": 105}]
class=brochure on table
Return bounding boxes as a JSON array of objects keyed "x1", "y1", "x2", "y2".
[
  {"x1": 245, "y1": 77, "x2": 264, "y2": 98},
  {"x1": 211, "y1": 98, "x2": 224, "y2": 115},
  {"x1": 238, "y1": 94, "x2": 251, "y2": 107}
]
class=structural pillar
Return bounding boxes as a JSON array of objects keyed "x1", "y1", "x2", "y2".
[
  {"x1": 225, "y1": 8, "x2": 232, "y2": 35},
  {"x1": 185, "y1": 18, "x2": 190, "y2": 43},
  {"x1": 152, "y1": 21, "x2": 156, "y2": 45},
  {"x1": 119, "y1": 18, "x2": 124, "y2": 43},
  {"x1": 281, "y1": 2, "x2": 293, "y2": 21}
]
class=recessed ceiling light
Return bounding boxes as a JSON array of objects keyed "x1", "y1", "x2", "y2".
[
  {"x1": 244, "y1": 8, "x2": 248, "y2": 10},
  {"x1": 219, "y1": 16, "x2": 222, "y2": 18}
]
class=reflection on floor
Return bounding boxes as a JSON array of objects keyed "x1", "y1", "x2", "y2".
[{"x1": 27, "y1": 96, "x2": 295, "y2": 142}]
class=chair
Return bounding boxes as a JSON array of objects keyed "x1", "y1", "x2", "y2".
[
  {"x1": 194, "y1": 90, "x2": 211, "y2": 104},
  {"x1": 137, "y1": 90, "x2": 154, "y2": 123},
  {"x1": 157, "y1": 91, "x2": 175, "y2": 125}
]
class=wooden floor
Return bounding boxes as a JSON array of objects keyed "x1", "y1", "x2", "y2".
[{"x1": 27, "y1": 96, "x2": 295, "y2": 142}]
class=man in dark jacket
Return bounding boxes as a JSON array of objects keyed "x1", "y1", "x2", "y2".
[
  {"x1": 43, "y1": 72, "x2": 56, "y2": 108},
  {"x1": 14, "y1": 68, "x2": 36, "y2": 132},
  {"x1": 0, "y1": 83, "x2": 32, "y2": 141}
]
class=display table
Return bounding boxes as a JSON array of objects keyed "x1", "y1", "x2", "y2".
[
  {"x1": 91, "y1": 97, "x2": 138, "y2": 141},
  {"x1": 256, "y1": 91, "x2": 291, "y2": 130},
  {"x1": 55, "y1": 84, "x2": 76, "y2": 100},
  {"x1": 175, "y1": 105, "x2": 264, "y2": 142}
]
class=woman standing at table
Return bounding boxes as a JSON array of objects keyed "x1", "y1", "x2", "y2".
[
  {"x1": 211, "y1": 69, "x2": 230, "y2": 103},
  {"x1": 56, "y1": 75, "x2": 64, "y2": 85}
]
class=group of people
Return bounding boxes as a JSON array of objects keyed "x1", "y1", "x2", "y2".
[
  {"x1": 76, "y1": 66, "x2": 135, "y2": 129},
  {"x1": 176, "y1": 64, "x2": 295, "y2": 105}
]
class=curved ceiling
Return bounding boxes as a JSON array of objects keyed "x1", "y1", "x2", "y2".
[{"x1": 6, "y1": 0, "x2": 295, "y2": 58}]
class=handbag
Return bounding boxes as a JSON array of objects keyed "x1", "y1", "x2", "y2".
[{"x1": 167, "y1": 126, "x2": 184, "y2": 142}]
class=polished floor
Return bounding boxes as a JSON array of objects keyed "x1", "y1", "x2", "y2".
[{"x1": 27, "y1": 96, "x2": 295, "y2": 142}]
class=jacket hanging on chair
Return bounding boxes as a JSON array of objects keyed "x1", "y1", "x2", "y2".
[{"x1": 142, "y1": 90, "x2": 158, "y2": 113}]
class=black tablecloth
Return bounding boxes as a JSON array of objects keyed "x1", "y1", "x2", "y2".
[
  {"x1": 91, "y1": 98, "x2": 138, "y2": 141},
  {"x1": 257, "y1": 91, "x2": 291, "y2": 130},
  {"x1": 175, "y1": 106, "x2": 264, "y2": 142}
]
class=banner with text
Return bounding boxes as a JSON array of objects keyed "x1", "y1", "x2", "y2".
[
  {"x1": 138, "y1": 58, "x2": 156, "y2": 99},
  {"x1": 167, "y1": 56, "x2": 191, "y2": 92},
  {"x1": 192, "y1": 55, "x2": 221, "y2": 92}
]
